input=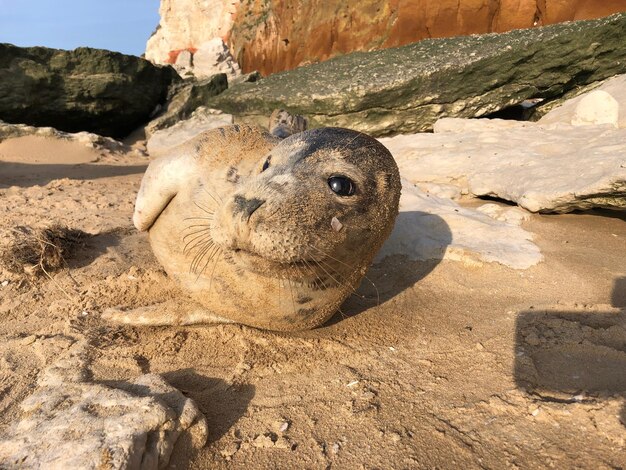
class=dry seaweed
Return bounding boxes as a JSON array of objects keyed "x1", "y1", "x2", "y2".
[{"x1": 0, "y1": 225, "x2": 88, "y2": 276}]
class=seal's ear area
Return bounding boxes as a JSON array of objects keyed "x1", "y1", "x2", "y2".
[{"x1": 133, "y1": 152, "x2": 196, "y2": 231}]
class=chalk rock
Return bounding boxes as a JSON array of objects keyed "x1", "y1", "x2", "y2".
[
  {"x1": 381, "y1": 119, "x2": 626, "y2": 213},
  {"x1": 175, "y1": 49, "x2": 193, "y2": 68},
  {"x1": 145, "y1": 0, "x2": 238, "y2": 66},
  {"x1": 377, "y1": 181, "x2": 542, "y2": 269},
  {"x1": 193, "y1": 39, "x2": 241, "y2": 80},
  {"x1": 540, "y1": 74, "x2": 626, "y2": 128},
  {"x1": 147, "y1": 107, "x2": 233, "y2": 156},
  {"x1": 0, "y1": 342, "x2": 207, "y2": 469}
]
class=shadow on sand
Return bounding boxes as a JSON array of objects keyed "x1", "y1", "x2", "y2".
[
  {"x1": 328, "y1": 211, "x2": 452, "y2": 324},
  {"x1": 514, "y1": 277, "x2": 626, "y2": 427},
  {"x1": 162, "y1": 368, "x2": 255, "y2": 463},
  {"x1": 0, "y1": 161, "x2": 146, "y2": 187}
]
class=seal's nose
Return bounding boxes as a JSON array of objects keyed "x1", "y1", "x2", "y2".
[{"x1": 234, "y1": 195, "x2": 265, "y2": 220}]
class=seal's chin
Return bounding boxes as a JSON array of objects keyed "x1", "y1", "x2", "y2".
[{"x1": 229, "y1": 247, "x2": 313, "y2": 279}]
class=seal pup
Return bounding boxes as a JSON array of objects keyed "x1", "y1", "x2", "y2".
[{"x1": 104, "y1": 125, "x2": 401, "y2": 331}]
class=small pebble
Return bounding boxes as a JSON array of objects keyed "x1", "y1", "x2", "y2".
[
  {"x1": 279, "y1": 421, "x2": 289, "y2": 433},
  {"x1": 252, "y1": 434, "x2": 274, "y2": 448},
  {"x1": 1, "y1": 280, "x2": 8, "y2": 287},
  {"x1": 20, "y1": 335, "x2": 37, "y2": 345}
]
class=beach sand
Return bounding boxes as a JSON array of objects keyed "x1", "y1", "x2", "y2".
[{"x1": 0, "y1": 135, "x2": 624, "y2": 468}]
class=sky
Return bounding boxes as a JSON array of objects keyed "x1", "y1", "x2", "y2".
[{"x1": 0, "y1": 0, "x2": 160, "y2": 56}]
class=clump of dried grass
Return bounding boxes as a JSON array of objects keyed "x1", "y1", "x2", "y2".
[{"x1": 0, "y1": 224, "x2": 88, "y2": 276}]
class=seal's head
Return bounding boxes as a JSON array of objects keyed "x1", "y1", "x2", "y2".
[{"x1": 211, "y1": 127, "x2": 401, "y2": 286}]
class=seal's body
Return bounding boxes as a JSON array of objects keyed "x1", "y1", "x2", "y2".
[{"x1": 107, "y1": 125, "x2": 401, "y2": 331}]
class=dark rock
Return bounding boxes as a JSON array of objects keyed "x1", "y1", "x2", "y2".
[
  {"x1": 145, "y1": 73, "x2": 228, "y2": 134},
  {"x1": 0, "y1": 44, "x2": 179, "y2": 138},
  {"x1": 210, "y1": 13, "x2": 626, "y2": 136}
]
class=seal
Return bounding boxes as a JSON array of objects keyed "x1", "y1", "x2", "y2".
[{"x1": 104, "y1": 124, "x2": 401, "y2": 331}]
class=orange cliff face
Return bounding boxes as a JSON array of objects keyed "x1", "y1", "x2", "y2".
[
  {"x1": 227, "y1": 0, "x2": 626, "y2": 75},
  {"x1": 145, "y1": 0, "x2": 626, "y2": 76}
]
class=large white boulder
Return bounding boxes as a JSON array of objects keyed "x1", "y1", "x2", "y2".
[
  {"x1": 381, "y1": 119, "x2": 626, "y2": 213},
  {"x1": 377, "y1": 181, "x2": 542, "y2": 269},
  {"x1": 540, "y1": 74, "x2": 626, "y2": 128}
]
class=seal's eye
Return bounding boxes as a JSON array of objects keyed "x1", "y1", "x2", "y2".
[
  {"x1": 328, "y1": 176, "x2": 355, "y2": 196},
  {"x1": 261, "y1": 156, "x2": 271, "y2": 172}
]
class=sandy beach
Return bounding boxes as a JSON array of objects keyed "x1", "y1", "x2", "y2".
[{"x1": 0, "y1": 135, "x2": 624, "y2": 468}]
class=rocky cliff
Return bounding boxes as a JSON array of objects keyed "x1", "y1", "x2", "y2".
[{"x1": 145, "y1": 0, "x2": 626, "y2": 76}]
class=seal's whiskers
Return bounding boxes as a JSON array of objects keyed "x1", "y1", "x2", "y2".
[
  {"x1": 309, "y1": 245, "x2": 380, "y2": 306},
  {"x1": 190, "y1": 241, "x2": 216, "y2": 274}
]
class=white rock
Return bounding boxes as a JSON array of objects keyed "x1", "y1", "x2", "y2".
[
  {"x1": 174, "y1": 49, "x2": 193, "y2": 68},
  {"x1": 192, "y1": 38, "x2": 241, "y2": 79},
  {"x1": 0, "y1": 342, "x2": 207, "y2": 469},
  {"x1": 476, "y1": 203, "x2": 531, "y2": 224},
  {"x1": 571, "y1": 90, "x2": 619, "y2": 128},
  {"x1": 433, "y1": 117, "x2": 533, "y2": 133},
  {"x1": 415, "y1": 182, "x2": 462, "y2": 199},
  {"x1": 147, "y1": 107, "x2": 233, "y2": 156},
  {"x1": 145, "y1": 0, "x2": 238, "y2": 66},
  {"x1": 376, "y1": 181, "x2": 542, "y2": 269},
  {"x1": 540, "y1": 74, "x2": 626, "y2": 128},
  {"x1": 381, "y1": 120, "x2": 626, "y2": 213}
]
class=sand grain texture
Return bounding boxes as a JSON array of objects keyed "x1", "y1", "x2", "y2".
[{"x1": 0, "y1": 133, "x2": 624, "y2": 468}]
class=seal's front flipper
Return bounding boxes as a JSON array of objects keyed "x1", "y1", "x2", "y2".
[
  {"x1": 133, "y1": 150, "x2": 196, "y2": 232},
  {"x1": 102, "y1": 300, "x2": 234, "y2": 326}
]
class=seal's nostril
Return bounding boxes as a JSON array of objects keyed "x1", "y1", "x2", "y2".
[{"x1": 234, "y1": 195, "x2": 265, "y2": 220}]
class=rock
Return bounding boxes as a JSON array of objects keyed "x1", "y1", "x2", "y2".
[
  {"x1": 230, "y1": 70, "x2": 262, "y2": 87},
  {"x1": 380, "y1": 118, "x2": 626, "y2": 213},
  {"x1": 539, "y1": 74, "x2": 626, "y2": 128},
  {"x1": 0, "y1": 342, "x2": 207, "y2": 469},
  {"x1": 175, "y1": 49, "x2": 193, "y2": 68},
  {"x1": 146, "y1": 0, "x2": 238, "y2": 66},
  {"x1": 209, "y1": 14, "x2": 626, "y2": 136},
  {"x1": 192, "y1": 39, "x2": 241, "y2": 80},
  {"x1": 376, "y1": 180, "x2": 542, "y2": 269},
  {"x1": 147, "y1": 107, "x2": 233, "y2": 156},
  {"x1": 145, "y1": 74, "x2": 228, "y2": 135},
  {"x1": 0, "y1": 44, "x2": 178, "y2": 138}
]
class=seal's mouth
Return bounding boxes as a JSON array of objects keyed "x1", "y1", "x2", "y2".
[{"x1": 230, "y1": 246, "x2": 313, "y2": 275}]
